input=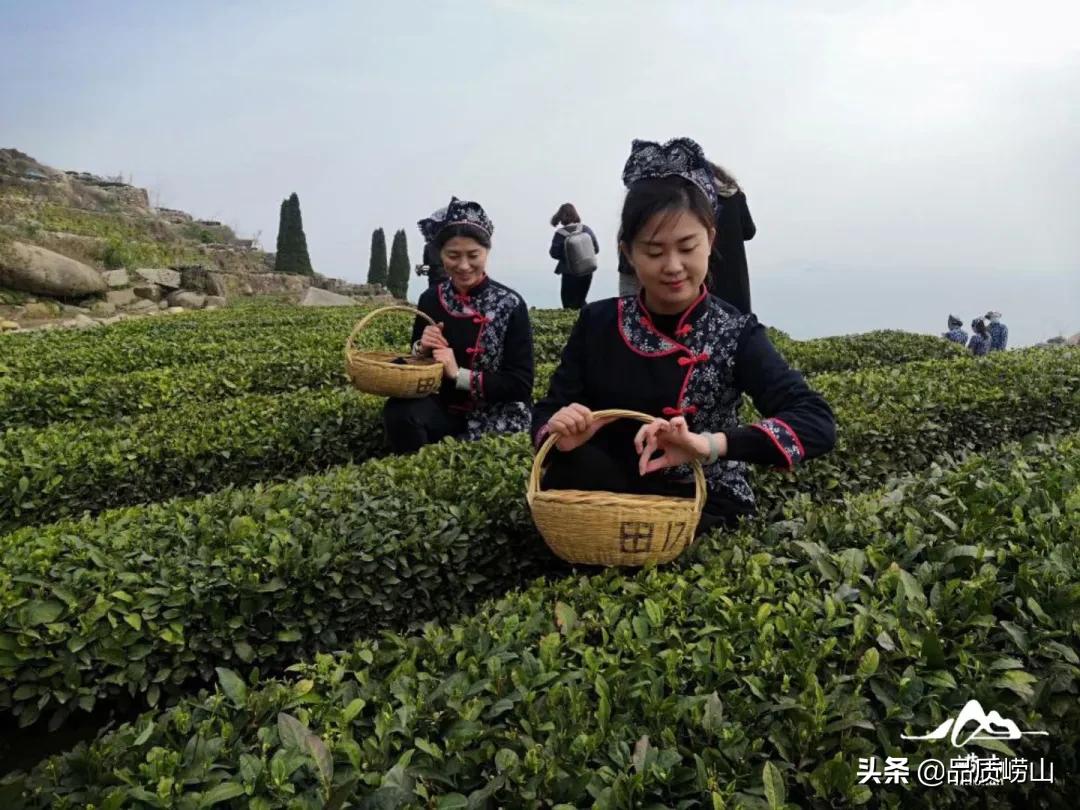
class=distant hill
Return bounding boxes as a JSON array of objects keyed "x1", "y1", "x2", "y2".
[
  {"x1": 0, "y1": 149, "x2": 390, "y2": 330},
  {"x1": 0, "y1": 148, "x2": 270, "y2": 276}
]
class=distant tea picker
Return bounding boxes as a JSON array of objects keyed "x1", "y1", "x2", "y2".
[
  {"x1": 942, "y1": 315, "x2": 967, "y2": 345},
  {"x1": 968, "y1": 318, "x2": 991, "y2": 356},
  {"x1": 985, "y1": 310, "x2": 1008, "y2": 351},
  {"x1": 941, "y1": 310, "x2": 1007, "y2": 354}
]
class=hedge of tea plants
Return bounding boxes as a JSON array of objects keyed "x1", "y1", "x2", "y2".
[
  {"x1": 4, "y1": 430, "x2": 1076, "y2": 808},
  {"x1": 1, "y1": 349, "x2": 1076, "y2": 732},
  {"x1": 1, "y1": 303, "x2": 954, "y2": 429},
  {"x1": 2, "y1": 346, "x2": 1072, "y2": 533}
]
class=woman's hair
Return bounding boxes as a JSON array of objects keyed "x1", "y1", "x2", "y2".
[
  {"x1": 620, "y1": 176, "x2": 715, "y2": 247},
  {"x1": 972, "y1": 318, "x2": 988, "y2": 335},
  {"x1": 550, "y1": 203, "x2": 581, "y2": 228},
  {"x1": 708, "y1": 161, "x2": 740, "y2": 191},
  {"x1": 433, "y1": 223, "x2": 491, "y2": 251}
]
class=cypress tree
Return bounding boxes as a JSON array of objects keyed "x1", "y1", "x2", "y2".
[
  {"x1": 274, "y1": 193, "x2": 313, "y2": 275},
  {"x1": 367, "y1": 228, "x2": 388, "y2": 287},
  {"x1": 387, "y1": 229, "x2": 411, "y2": 300},
  {"x1": 273, "y1": 197, "x2": 291, "y2": 273},
  {"x1": 287, "y1": 193, "x2": 314, "y2": 276}
]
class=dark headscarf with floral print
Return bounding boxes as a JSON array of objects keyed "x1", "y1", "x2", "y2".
[
  {"x1": 621, "y1": 137, "x2": 719, "y2": 212},
  {"x1": 417, "y1": 197, "x2": 494, "y2": 244}
]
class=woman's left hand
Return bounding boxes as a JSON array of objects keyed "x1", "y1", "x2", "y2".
[
  {"x1": 433, "y1": 347, "x2": 458, "y2": 379},
  {"x1": 634, "y1": 416, "x2": 711, "y2": 475}
]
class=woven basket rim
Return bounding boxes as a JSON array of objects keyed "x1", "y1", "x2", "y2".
[
  {"x1": 345, "y1": 305, "x2": 436, "y2": 355},
  {"x1": 345, "y1": 350, "x2": 440, "y2": 367},
  {"x1": 527, "y1": 409, "x2": 706, "y2": 514},
  {"x1": 529, "y1": 489, "x2": 698, "y2": 508}
]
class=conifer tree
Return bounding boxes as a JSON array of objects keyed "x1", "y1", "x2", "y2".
[
  {"x1": 273, "y1": 197, "x2": 290, "y2": 273},
  {"x1": 387, "y1": 229, "x2": 411, "y2": 300},
  {"x1": 367, "y1": 228, "x2": 388, "y2": 287},
  {"x1": 274, "y1": 193, "x2": 314, "y2": 275}
]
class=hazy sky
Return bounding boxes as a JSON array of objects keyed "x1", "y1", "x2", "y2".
[{"x1": 3, "y1": 0, "x2": 1078, "y2": 345}]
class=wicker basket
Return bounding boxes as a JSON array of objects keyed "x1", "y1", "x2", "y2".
[
  {"x1": 344, "y1": 306, "x2": 444, "y2": 398},
  {"x1": 527, "y1": 409, "x2": 706, "y2": 566}
]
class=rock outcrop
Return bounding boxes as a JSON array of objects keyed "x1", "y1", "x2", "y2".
[
  {"x1": 0, "y1": 241, "x2": 107, "y2": 297},
  {"x1": 300, "y1": 287, "x2": 357, "y2": 307}
]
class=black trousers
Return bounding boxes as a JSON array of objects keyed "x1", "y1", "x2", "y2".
[
  {"x1": 560, "y1": 273, "x2": 593, "y2": 310},
  {"x1": 383, "y1": 396, "x2": 466, "y2": 453},
  {"x1": 541, "y1": 441, "x2": 753, "y2": 537}
]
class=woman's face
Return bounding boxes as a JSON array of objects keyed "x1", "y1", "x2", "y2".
[
  {"x1": 623, "y1": 209, "x2": 713, "y2": 314},
  {"x1": 440, "y1": 236, "x2": 489, "y2": 291}
]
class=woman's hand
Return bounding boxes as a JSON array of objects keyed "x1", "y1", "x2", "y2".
[
  {"x1": 433, "y1": 347, "x2": 459, "y2": 379},
  {"x1": 634, "y1": 416, "x2": 723, "y2": 475},
  {"x1": 419, "y1": 322, "x2": 449, "y2": 354},
  {"x1": 546, "y1": 404, "x2": 617, "y2": 452}
]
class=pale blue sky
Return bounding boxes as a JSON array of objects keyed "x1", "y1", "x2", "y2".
[{"x1": 2, "y1": 0, "x2": 1078, "y2": 344}]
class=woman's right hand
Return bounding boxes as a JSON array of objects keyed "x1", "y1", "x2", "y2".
[
  {"x1": 419, "y1": 323, "x2": 448, "y2": 353},
  {"x1": 546, "y1": 404, "x2": 616, "y2": 452}
]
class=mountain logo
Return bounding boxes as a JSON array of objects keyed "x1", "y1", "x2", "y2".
[{"x1": 901, "y1": 700, "x2": 1049, "y2": 747}]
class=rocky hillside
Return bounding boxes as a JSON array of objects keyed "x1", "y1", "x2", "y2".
[
  {"x1": 0, "y1": 149, "x2": 271, "y2": 276},
  {"x1": 0, "y1": 149, "x2": 389, "y2": 332}
]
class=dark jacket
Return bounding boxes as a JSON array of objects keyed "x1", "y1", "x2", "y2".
[
  {"x1": 412, "y1": 276, "x2": 534, "y2": 410},
  {"x1": 532, "y1": 290, "x2": 836, "y2": 513},
  {"x1": 550, "y1": 224, "x2": 600, "y2": 275},
  {"x1": 943, "y1": 327, "x2": 968, "y2": 345},
  {"x1": 968, "y1": 333, "x2": 991, "y2": 357},
  {"x1": 707, "y1": 190, "x2": 755, "y2": 314},
  {"x1": 422, "y1": 241, "x2": 448, "y2": 286},
  {"x1": 988, "y1": 321, "x2": 1008, "y2": 351}
]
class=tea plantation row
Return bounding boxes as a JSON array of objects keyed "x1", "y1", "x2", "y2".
[
  {"x1": 2, "y1": 348, "x2": 1068, "y2": 532},
  {"x1": 1, "y1": 349, "x2": 1077, "y2": 730},
  {"x1": 4, "y1": 430, "x2": 1076, "y2": 808},
  {"x1": 2, "y1": 301, "x2": 955, "y2": 402}
]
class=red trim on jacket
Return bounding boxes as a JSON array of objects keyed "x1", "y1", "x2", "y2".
[
  {"x1": 769, "y1": 417, "x2": 806, "y2": 459},
  {"x1": 750, "y1": 423, "x2": 794, "y2": 470},
  {"x1": 437, "y1": 276, "x2": 492, "y2": 400}
]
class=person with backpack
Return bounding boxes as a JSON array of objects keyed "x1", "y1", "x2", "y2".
[{"x1": 550, "y1": 203, "x2": 600, "y2": 310}]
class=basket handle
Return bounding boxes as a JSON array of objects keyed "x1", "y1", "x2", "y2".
[
  {"x1": 528, "y1": 408, "x2": 706, "y2": 514},
  {"x1": 346, "y1": 305, "x2": 437, "y2": 353}
]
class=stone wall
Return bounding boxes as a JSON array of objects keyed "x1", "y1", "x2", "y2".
[{"x1": 311, "y1": 273, "x2": 389, "y2": 298}]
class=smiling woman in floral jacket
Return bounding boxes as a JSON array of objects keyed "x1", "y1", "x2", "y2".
[
  {"x1": 383, "y1": 197, "x2": 534, "y2": 453},
  {"x1": 532, "y1": 138, "x2": 836, "y2": 535}
]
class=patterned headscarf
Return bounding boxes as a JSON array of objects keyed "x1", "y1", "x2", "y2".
[
  {"x1": 622, "y1": 137, "x2": 718, "y2": 211},
  {"x1": 948, "y1": 315, "x2": 962, "y2": 328},
  {"x1": 417, "y1": 197, "x2": 493, "y2": 243}
]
